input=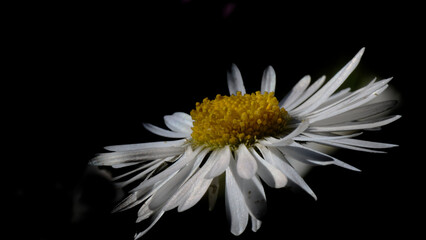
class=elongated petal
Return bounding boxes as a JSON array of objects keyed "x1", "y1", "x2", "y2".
[
  {"x1": 266, "y1": 120, "x2": 309, "y2": 146},
  {"x1": 280, "y1": 145, "x2": 335, "y2": 164},
  {"x1": 143, "y1": 123, "x2": 189, "y2": 138},
  {"x1": 162, "y1": 148, "x2": 211, "y2": 211},
  {"x1": 309, "y1": 139, "x2": 386, "y2": 153},
  {"x1": 280, "y1": 75, "x2": 311, "y2": 108},
  {"x1": 287, "y1": 142, "x2": 360, "y2": 171},
  {"x1": 114, "y1": 159, "x2": 165, "y2": 187},
  {"x1": 208, "y1": 177, "x2": 220, "y2": 211},
  {"x1": 91, "y1": 147, "x2": 185, "y2": 166},
  {"x1": 329, "y1": 138, "x2": 398, "y2": 149},
  {"x1": 112, "y1": 192, "x2": 139, "y2": 213},
  {"x1": 261, "y1": 66, "x2": 276, "y2": 93},
  {"x1": 130, "y1": 147, "x2": 196, "y2": 192},
  {"x1": 227, "y1": 64, "x2": 246, "y2": 95},
  {"x1": 179, "y1": 179, "x2": 213, "y2": 212},
  {"x1": 174, "y1": 150, "x2": 218, "y2": 211},
  {"x1": 305, "y1": 136, "x2": 397, "y2": 154},
  {"x1": 171, "y1": 112, "x2": 193, "y2": 125},
  {"x1": 230, "y1": 157, "x2": 267, "y2": 220},
  {"x1": 236, "y1": 144, "x2": 258, "y2": 179},
  {"x1": 164, "y1": 113, "x2": 193, "y2": 134},
  {"x1": 105, "y1": 139, "x2": 186, "y2": 152},
  {"x1": 308, "y1": 79, "x2": 392, "y2": 123},
  {"x1": 251, "y1": 214, "x2": 262, "y2": 232},
  {"x1": 294, "y1": 132, "x2": 363, "y2": 142},
  {"x1": 148, "y1": 156, "x2": 197, "y2": 210},
  {"x1": 225, "y1": 167, "x2": 249, "y2": 236},
  {"x1": 308, "y1": 89, "x2": 382, "y2": 124},
  {"x1": 312, "y1": 100, "x2": 398, "y2": 126},
  {"x1": 137, "y1": 198, "x2": 156, "y2": 222},
  {"x1": 259, "y1": 145, "x2": 317, "y2": 200},
  {"x1": 251, "y1": 147, "x2": 288, "y2": 188},
  {"x1": 134, "y1": 210, "x2": 165, "y2": 239},
  {"x1": 205, "y1": 146, "x2": 231, "y2": 179},
  {"x1": 309, "y1": 115, "x2": 401, "y2": 132},
  {"x1": 333, "y1": 159, "x2": 361, "y2": 172},
  {"x1": 293, "y1": 48, "x2": 365, "y2": 116},
  {"x1": 307, "y1": 79, "x2": 376, "y2": 117},
  {"x1": 148, "y1": 147, "x2": 208, "y2": 211},
  {"x1": 115, "y1": 184, "x2": 158, "y2": 213},
  {"x1": 319, "y1": 87, "x2": 351, "y2": 108},
  {"x1": 178, "y1": 176, "x2": 213, "y2": 212},
  {"x1": 285, "y1": 76, "x2": 326, "y2": 111}
]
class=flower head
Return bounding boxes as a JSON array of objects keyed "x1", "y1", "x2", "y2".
[{"x1": 91, "y1": 48, "x2": 400, "y2": 239}]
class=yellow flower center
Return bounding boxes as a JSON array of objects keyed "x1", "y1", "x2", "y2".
[{"x1": 190, "y1": 91, "x2": 289, "y2": 148}]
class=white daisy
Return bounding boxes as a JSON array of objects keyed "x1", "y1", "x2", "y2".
[{"x1": 91, "y1": 48, "x2": 400, "y2": 239}]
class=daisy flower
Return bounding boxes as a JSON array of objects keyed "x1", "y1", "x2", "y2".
[{"x1": 91, "y1": 48, "x2": 400, "y2": 239}]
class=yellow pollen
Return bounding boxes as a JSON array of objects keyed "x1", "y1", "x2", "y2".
[{"x1": 190, "y1": 91, "x2": 289, "y2": 148}]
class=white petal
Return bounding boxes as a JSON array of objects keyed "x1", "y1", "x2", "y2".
[
  {"x1": 148, "y1": 155, "x2": 197, "y2": 210},
  {"x1": 309, "y1": 115, "x2": 401, "y2": 132},
  {"x1": 308, "y1": 139, "x2": 386, "y2": 153},
  {"x1": 294, "y1": 132, "x2": 363, "y2": 142},
  {"x1": 148, "y1": 148, "x2": 207, "y2": 210},
  {"x1": 280, "y1": 75, "x2": 311, "y2": 108},
  {"x1": 308, "y1": 78, "x2": 381, "y2": 117},
  {"x1": 280, "y1": 145, "x2": 335, "y2": 164},
  {"x1": 236, "y1": 144, "x2": 258, "y2": 179},
  {"x1": 227, "y1": 64, "x2": 246, "y2": 95},
  {"x1": 130, "y1": 146, "x2": 196, "y2": 192},
  {"x1": 205, "y1": 146, "x2": 231, "y2": 179},
  {"x1": 110, "y1": 151, "x2": 190, "y2": 216},
  {"x1": 308, "y1": 79, "x2": 392, "y2": 123},
  {"x1": 112, "y1": 192, "x2": 139, "y2": 213},
  {"x1": 91, "y1": 146, "x2": 185, "y2": 166},
  {"x1": 178, "y1": 176, "x2": 213, "y2": 212},
  {"x1": 111, "y1": 162, "x2": 140, "y2": 168},
  {"x1": 162, "y1": 171, "x2": 200, "y2": 211},
  {"x1": 285, "y1": 76, "x2": 326, "y2": 111},
  {"x1": 261, "y1": 66, "x2": 276, "y2": 93},
  {"x1": 285, "y1": 157, "x2": 312, "y2": 177},
  {"x1": 266, "y1": 120, "x2": 309, "y2": 146},
  {"x1": 115, "y1": 185, "x2": 157, "y2": 213},
  {"x1": 258, "y1": 145, "x2": 317, "y2": 200},
  {"x1": 230, "y1": 156, "x2": 267, "y2": 220},
  {"x1": 286, "y1": 142, "x2": 360, "y2": 171},
  {"x1": 136, "y1": 198, "x2": 154, "y2": 222},
  {"x1": 114, "y1": 158, "x2": 165, "y2": 187},
  {"x1": 306, "y1": 137, "x2": 398, "y2": 154},
  {"x1": 250, "y1": 214, "x2": 262, "y2": 232},
  {"x1": 312, "y1": 100, "x2": 397, "y2": 126},
  {"x1": 176, "y1": 151, "x2": 218, "y2": 211},
  {"x1": 208, "y1": 177, "x2": 220, "y2": 211},
  {"x1": 330, "y1": 138, "x2": 398, "y2": 149},
  {"x1": 164, "y1": 113, "x2": 193, "y2": 135},
  {"x1": 308, "y1": 89, "x2": 380, "y2": 124},
  {"x1": 143, "y1": 123, "x2": 189, "y2": 138},
  {"x1": 134, "y1": 210, "x2": 165, "y2": 239},
  {"x1": 292, "y1": 48, "x2": 365, "y2": 116},
  {"x1": 333, "y1": 159, "x2": 361, "y2": 172},
  {"x1": 236, "y1": 176, "x2": 267, "y2": 220},
  {"x1": 250, "y1": 147, "x2": 288, "y2": 188},
  {"x1": 225, "y1": 167, "x2": 249, "y2": 236},
  {"x1": 319, "y1": 87, "x2": 352, "y2": 108},
  {"x1": 171, "y1": 112, "x2": 193, "y2": 125},
  {"x1": 162, "y1": 149, "x2": 211, "y2": 211},
  {"x1": 105, "y1": 139, "x2": 186, "y2": 152}
]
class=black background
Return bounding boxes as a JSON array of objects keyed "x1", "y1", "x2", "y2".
[{"x1": 8, "y1": 1, "x2": 423, "y2": 239}]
